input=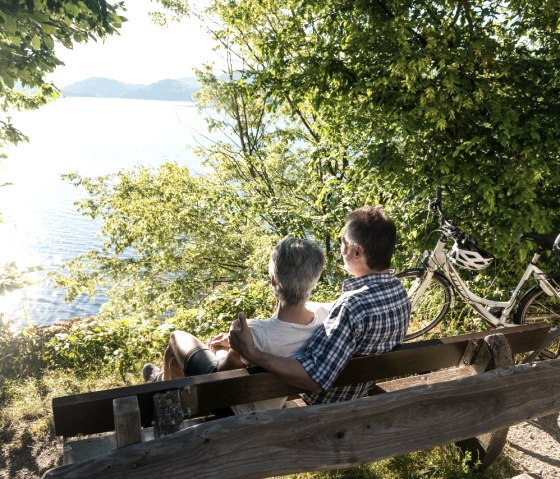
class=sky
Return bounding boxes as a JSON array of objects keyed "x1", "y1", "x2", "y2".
[{"x1": 47, "y1": 1, "x2": 223, "y2": 87}]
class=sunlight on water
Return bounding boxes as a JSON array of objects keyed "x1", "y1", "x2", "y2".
[{"x1": 0, "y1": 97, "x2": 207, "y2": 327}]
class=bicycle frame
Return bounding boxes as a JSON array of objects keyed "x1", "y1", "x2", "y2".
[{"x1": 417, "y1": 237, "x2": 554, "y2": 327}]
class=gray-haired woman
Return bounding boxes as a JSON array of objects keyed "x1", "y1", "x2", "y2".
[{"x1": 142, "y1": 237, "x2": 328, "y2": 415}]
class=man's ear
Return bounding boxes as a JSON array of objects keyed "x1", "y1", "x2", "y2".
[{"x1": 354, "y1": 245, "x2": 363, "y2": 257}]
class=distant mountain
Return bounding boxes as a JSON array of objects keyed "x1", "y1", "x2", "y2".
[
  {"x1": 61, "y1": 77, "x2": 140, "y2": 98},
  {"x1": 61, "y1": 77, "x2": 199, "y2": 101},
  {"x1": 121, "y1": 78, "x2": 199, "y2": 101}
]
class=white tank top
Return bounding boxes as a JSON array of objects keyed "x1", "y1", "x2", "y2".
[{"x1": 231, "y1": 302, "x2": 331, "y2": 414}]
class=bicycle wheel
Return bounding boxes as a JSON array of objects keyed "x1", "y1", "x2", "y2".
[
  {"x1": 522, "y1": 327, "x2": 560, "y2": 363},
  {"x1": 396, "y1": 269, "x2": 453, "y2": 341},
  {"x1": 514, "y1": 278, "x2": 560, "y2": 328}
]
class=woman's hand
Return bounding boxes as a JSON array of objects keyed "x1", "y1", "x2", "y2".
[{"x1": 208, "y1": 332, "x2": 230, "y2": 352}]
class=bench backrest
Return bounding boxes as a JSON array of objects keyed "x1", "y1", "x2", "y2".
[{"x1": 52, "y1": 323, "x2": 550, "y2": 437}]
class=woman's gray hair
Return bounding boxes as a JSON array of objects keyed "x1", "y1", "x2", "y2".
[{"x1": 269, "y1": 237, "x2": 324, "y2": 307}]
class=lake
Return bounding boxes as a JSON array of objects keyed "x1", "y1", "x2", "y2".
[{"x1": 0, "y1": 97, "x2": 207, "y2": 327}]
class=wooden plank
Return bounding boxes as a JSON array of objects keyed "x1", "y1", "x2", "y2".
[
  {"x1": 113, "y1": 396, "x2": 142, "y2": 449},
  {"x1": 180, "y1": 323, "x2": 550, "y2": 415},
  {"x1": 42, "y1": 358, "x2": 560, "y2": 479},
  {"x1": 372, "y1": 365, "x2": 479, "y2": 393},
  {"x1": 52, "y1": 323, "x2": 550, "y2": 437}
]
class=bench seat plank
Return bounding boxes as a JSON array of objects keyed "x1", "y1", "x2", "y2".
[{"x1": 373, "y1": 365, "x2": 479, "y2": 393}]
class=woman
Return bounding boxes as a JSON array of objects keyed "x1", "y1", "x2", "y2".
[{"x1": 142, "y1": 236, "x2": 328, "y2": 414}]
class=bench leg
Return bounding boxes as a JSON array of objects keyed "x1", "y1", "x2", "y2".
[
  {"x1": 455, "y1": 333, "x2": 512, "y2": 470},
  {"x1": 455, "y1": 428, "x2": 509, "y2": 470},
  {"x1": 113, "y1": 396, "x2": 142, "y2": 449},
  {"x1": 153, "y1": 389, "x2": 183, "y2": 437}
]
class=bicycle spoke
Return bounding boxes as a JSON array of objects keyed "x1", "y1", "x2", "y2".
[
  {"x1": 524, "y1": 329, "x2": 560, "y2": 363},
  {"x1": 398, "y1": 269, "x2": 452, "y2": 340},
  {"x1": 522, "y1": 296, "x2": 560, "y2": 326}
]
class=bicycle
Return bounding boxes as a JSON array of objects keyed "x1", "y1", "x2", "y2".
[
  {"x1": 523, "y1": 327, "x2": 560, "y2": 363},
  {"x1": 397, "y1": 188, "x2": 560, "y2": 345}
]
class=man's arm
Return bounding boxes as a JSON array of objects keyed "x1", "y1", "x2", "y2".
[{"x1": 229, "y1": 313, "x2": 322, "y2": 393}]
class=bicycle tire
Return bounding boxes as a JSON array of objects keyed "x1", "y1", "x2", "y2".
[
  {"x1": 396, "y1": 268, "x2": 453, "y2": 341},
  {"x1": 522, "y1": 327, "x2": 560, "y2": 363},
  {"x1": 514, "y1": 276, "x2": 560, "y2": 328}
]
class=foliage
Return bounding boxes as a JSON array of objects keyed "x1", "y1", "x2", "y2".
[
  {"x1": 0, "y1": 261, "x2": 43, "y2": 294},
  {"x1": 52, "y1": 58, "x2": 349, "y2": 320},
  {"x1": 196, "y1": 0, "x2": 560, "y2": 277},
  {"x1": 0, "y1": 283, "x2": 278, "y2": 382},
  {"x1": 53, "y1": 163, "x2": 271, "y2": 319},
  {"x1": 0, "y1": 315, "x2": 47, "y2": 378},
  {"x1": 0, "y1": 0, "x2": 123, "y2": 89},
  {"x1": 0, "y1": 0, "x2": 125, "y2": 140},
  {"x1": 49, "y1": 0, "x2": 560, "y2": 324}
]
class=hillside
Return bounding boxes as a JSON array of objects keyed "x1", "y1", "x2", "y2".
[{"x1": 61, "y1": 77, "x2": 199, "y2": 101}]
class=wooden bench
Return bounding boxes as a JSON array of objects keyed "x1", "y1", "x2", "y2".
[{"x1": 43, "y1": 323, "x2": 559, "y2": 478}]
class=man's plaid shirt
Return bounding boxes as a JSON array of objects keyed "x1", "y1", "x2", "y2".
[{"x1": 298, "y1": 272, "x2": 410, "y2": 405}]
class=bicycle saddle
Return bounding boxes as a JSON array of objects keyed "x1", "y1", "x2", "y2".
[{"x1": 519, "y1": 232, "x2": 560, "y2": 250}]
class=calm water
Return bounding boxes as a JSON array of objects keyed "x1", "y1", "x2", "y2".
[{"x1": 0, "y1": 97, "x2": 207, "y2": 327}]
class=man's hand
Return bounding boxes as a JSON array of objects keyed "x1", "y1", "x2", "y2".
[
  {"x1": 208, "y1": 332, "x2": 230, "y2": 352},
  {"x1": 230, "y1": 311, "x2": 322, "y2": 393},
  {"x1": 229, "y1": 312, "x2": 256, "y2": 362}
]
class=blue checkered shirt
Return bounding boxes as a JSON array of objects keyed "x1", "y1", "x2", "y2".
[{"x1": 298, "y1": 272, "x2": 410, "y2": 405}]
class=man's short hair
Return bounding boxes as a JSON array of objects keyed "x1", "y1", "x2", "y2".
[
  {"x1": 345, "y1": 206, "x2": 396, "y2": 271},
  {"x1": 270, "y1": 237, "x2": 324, "y2": 307}
]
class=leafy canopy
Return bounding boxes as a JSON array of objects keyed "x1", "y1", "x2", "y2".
[
  {"x1": 0, "y1": 0, "x2": 125, "y2": 153},
  {"x1": 55, "y1": 0, "x2": 560, "y2": 322},
  {"x1": 202, "y1": 0, "x2": 560, "y2": 261}
]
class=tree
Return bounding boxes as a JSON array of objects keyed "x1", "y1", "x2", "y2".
[
  {"x1": 56, "y1": 0, "x2": 560, "y2": 322},
  {"x1": 200, "y1": 0, "x2": 560, "y2": 266},
  {"x1": 54, "y1": 63, "x2": 342, "y2": 321},
  {"x1": 0, "y1": 0, "x2": 124, "y2": 158}
]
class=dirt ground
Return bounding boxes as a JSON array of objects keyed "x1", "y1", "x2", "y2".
[
  {"x1": 507, "y1": 413, "x2": 560, "y2": 479},
  {"x1": 0, "y1": 426, "x2": 61, "y2": 479}
]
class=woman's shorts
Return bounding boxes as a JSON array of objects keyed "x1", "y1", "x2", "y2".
[
  {"x1": 183, "y1": 347, "x2": 219, "y2": 376},
  {"x1": 182, "y1": 346, "x2": 233, "y2": 418}
]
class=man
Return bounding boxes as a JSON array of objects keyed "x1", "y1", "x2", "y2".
[{"x1": 230, "y1": 205, "x2": 411, "y2": 404}]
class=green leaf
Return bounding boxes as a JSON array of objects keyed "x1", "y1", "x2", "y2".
[{"x1": 31, "y1": 35, "x2": 41, "y2": 50}]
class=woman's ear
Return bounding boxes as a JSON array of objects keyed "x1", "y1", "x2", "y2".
[{"x1": 270, "y1": 274, "x2": 277, "y2": 286}]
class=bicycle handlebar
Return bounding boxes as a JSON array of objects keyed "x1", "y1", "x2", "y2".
[
  {"x1": 429, "y1": 187, "x2": 448, "y2": 222},
  {"x1": 428, "y1": 189, "x2": 482, "y2": 248},
  {"x1": 429, "y1": 189, "x2": 443, "y2": 214},
  {"x1": 429, "y1": 187, "x2": 461, "y2": 238}
]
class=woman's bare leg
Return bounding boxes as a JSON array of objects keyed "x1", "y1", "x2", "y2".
[{"x1": 163, "y1": 330, "x2": 208, "y2": 380}]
